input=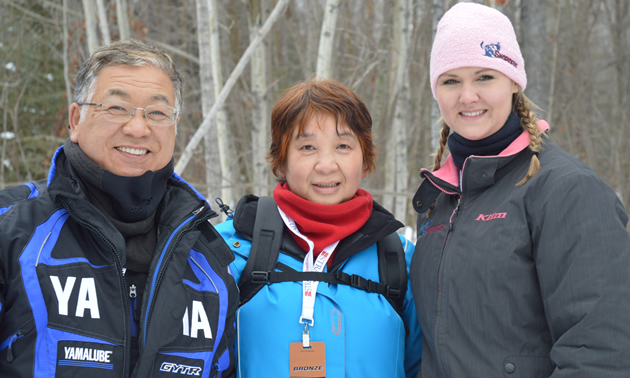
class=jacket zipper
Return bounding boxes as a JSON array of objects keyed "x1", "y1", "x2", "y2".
[
  {"x1": 436, "y1": 195, "x2": 461, "y2": 305},
  {"x1": 424, "y1": 180, "x2": 462, "y2": 378},
  {"x1": 141, "y1": 206, "x2": 215, "y2": 349},
  {"x1": 129, "y1": 284, "x2": 139, "y2": 337},
  {"x1": 5, "y1": 330, "x2": 23, "y2": 362},
  {"x1": 57, "y1": 198, "x2": 131, "y2": 376},
  {"x1": 449, "y1": 197, "x2": 462, "y2": 231}
]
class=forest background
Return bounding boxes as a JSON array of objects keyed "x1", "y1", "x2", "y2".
[{"x1": 1, "y1": 0, "x2": 629, "y2": 234}]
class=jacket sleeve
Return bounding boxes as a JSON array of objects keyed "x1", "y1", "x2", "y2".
[
  {"x1": 400, "y1": 234, "x2": 422, "y2": 378},
  {"x1": 532, "y1": 169, "x2": 630, "y2": 376}
]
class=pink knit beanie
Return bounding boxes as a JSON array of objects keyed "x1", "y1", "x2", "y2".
[{"x1": 430, "y1": 2, "x2": 526, "y2": 98}]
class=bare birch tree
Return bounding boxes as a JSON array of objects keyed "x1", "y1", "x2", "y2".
[
  {"x1": 116, "y1": 0, "x2": 130, "y2": 40},
  {"x1": 62, "y1": 0, "x2": 72, "y2": 113},
  {"x1": 196, "y1": 0, "x2": 220, "y2": 202},
  {"x1": 520, "y1": 0, "x2": 548, "y2": 109},
  {"x1": 383, "y1": 0, "x2": 413, "y2": 223},
  {"x1": 248, "y1": 0, "x2": 271, "y2": 196},
  {"x1": 196, "y1": 0, "x2": 233, "y2": 215},
  {"x1": 174, "y1": 0, "x2": 289, "y2": 175},
  {"x1": 316, "y1": 0, "x2": 342, "y2": 78},
  {"x1": 430, "y1": 0, "x2": 445, "y2": 152},
  {"x1": 4, "y1": 0, "x2": 630, "y2": 229},
  {"x1": 96, "y1": 0, "x2": 111, "y2": 45},
  {"x1": 207, "y1": 0, "x2": 233, "y2": 210},
  {"x1": 81, "y1": 0, "x2": 98, "y2": 54}
]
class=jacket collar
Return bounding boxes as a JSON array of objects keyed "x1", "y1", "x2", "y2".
[
  {"x1": 425, "y1": 120, "x2": 549, "y2": 188},
  {"x1": 413, "y1": 120, "x2": 549, "y2": 214}
]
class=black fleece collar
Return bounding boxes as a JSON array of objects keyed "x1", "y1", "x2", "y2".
[{"x1": 448, "y1": 111, "x2": 522, "y2": 170}]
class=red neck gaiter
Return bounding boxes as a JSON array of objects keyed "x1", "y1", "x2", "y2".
[{"x1": 272, "y1": 183, "x2": 373, "y2": 260}]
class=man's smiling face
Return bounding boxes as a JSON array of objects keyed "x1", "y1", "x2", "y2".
[{"x1": 69, "y1": 64, "x2": 177, "y2": 177}]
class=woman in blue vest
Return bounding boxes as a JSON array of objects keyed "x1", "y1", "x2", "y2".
[{"x1": 216, "y1": 78, "x2": 421, "y2": 377}]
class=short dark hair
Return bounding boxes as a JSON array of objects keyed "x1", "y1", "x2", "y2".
[{"x1": 268, "y1": 77, "x2": 376, "y2": 177}]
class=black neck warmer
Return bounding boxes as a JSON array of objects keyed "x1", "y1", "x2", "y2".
[
  {"x1": 64, "y1": 140, "x2": 173, "y2": 223},
  {"x1": 64, "y1": 140, "x2": 173, "y2": 273},
  {"x1": 448, "y1": 111, "x2": 522, "y2": 170}
]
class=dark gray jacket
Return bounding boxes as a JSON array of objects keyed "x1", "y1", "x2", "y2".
[{"x1": 411, "y1": 125, "x2": 630, "y2": 377}]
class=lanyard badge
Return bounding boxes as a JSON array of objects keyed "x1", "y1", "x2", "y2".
[{"x1": 278, "y1": 207, "x2": 333, "y2": 377}]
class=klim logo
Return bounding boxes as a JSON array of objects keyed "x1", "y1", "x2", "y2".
[
  {"x1": 475, "y1": 212, "x2": 507, "y2": 221},
  {"x1": 159, "y1": 362, "x2": 202, "y2": 375},
  {"x1": 50, "y1": 276, "x2": 100, "y2": 318}
]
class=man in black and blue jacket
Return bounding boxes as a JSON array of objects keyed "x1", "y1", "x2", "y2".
[{"x1": 0, "y1": 39, "x2": 238, "y2": 377}]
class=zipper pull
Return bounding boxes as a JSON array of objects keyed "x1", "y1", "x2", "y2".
[
  {"x1": 6, "y1": 331, "x2": 22, "y2": 362},
  {"x1": 193, "y1": 206, "x2": 204, "y2": 215},
  {"x1": 129, "y1": 284, "x2": 141, "y2": 322},
  {"x1": 449, "y1": 197, "x2": 462, "y2": 231}
]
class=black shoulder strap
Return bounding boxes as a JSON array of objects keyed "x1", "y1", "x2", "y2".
[
  {"x1": 377, "y1": 232, "x2": 408, "y2": 329},
  {"x1": 238, "y1": 196, "x2": 408, "y2": 327},
  {"x1": 238, "y1": 196, "x2": 284, "y2": 305}
]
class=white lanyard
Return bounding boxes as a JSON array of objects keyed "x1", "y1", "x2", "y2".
[{"x1": 277, "y1": 207, "x2": 339, "y2": 347}]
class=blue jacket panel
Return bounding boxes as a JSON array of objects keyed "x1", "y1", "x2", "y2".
[{"x1": 216, "y1": 197, "x2": 421, "y2": 378}]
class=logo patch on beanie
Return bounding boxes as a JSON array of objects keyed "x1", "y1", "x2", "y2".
[{"x1": 480, "y1": 42, "x2": 517, "y2": 68}]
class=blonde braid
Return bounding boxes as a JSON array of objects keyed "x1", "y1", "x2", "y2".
[
  {"x1": 432, "y1": 121, "x2": 451, "y2": 171},
  {"x1": 514, "y1": 92, "x2": 543, "y2": 185}
]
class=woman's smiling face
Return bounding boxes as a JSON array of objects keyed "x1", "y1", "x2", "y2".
[
  {"x1": 436, "y1": 67, "x2": 520, "y2": 140},
  {"x1": 278, "y1": 113, "x2": 367, "y2": 205}
]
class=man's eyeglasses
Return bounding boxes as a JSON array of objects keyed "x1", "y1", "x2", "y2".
[{"x1": 76, "y1": 100, "x2": 179, "y2": 127}]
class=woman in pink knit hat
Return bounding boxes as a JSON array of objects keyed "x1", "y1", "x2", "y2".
[{"x1": 410, "y1": 2, "x2": 630, "y2": 377}]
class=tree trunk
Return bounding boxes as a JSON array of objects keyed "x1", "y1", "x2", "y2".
[
  {"x1": 316, "y1": 0, "x2": 341, "y2": 78},
  {"x1": 175, "y1": 0, "x2": 289, "y2": 175},
  {"x1": 116, "y1": 0, "x2": 130, "y2": 40},
  {"x1": 430, "y1": 0, "x2": 444, "y2": 153},
  {"x1": 520, "y1": 0, "x2": 548, "y2": 108},
  {"x1": 546, "y1": 1, "x2": 561, "y2": 123},
  {"x1": 248, "y1": 0, "x2": 271, "y2": 196},
  {"x1": 196, "y1": 0, "x2": 233, "y2": 218},
  {"x1": 81, "y1": 0, "x2": 98, "y2": 54},
  {"x1": 96, "y1": 0, "x2": 111, "y2": 45},
  {"x1": 207, "y1": 0, "x2": 234, "y2": 211},
  {"x1": 62, "y1": 0, "x2": 72, "y2": 115},
  {"x1": 196, "y1": 0, "x2": 220, "y2": 202},
  {"x1": 606, "y1": 0, "x2": 629, "y2": 204},
  {"x1": 384, "y1": 0, "x2": 412, "y2": 223}
]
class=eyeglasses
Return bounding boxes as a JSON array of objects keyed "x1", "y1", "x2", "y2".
[{"x1": 76, "y1": 100, "x2": 179, "y2": 127}]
